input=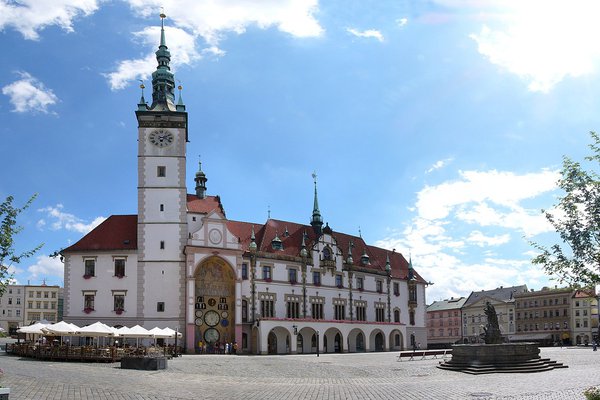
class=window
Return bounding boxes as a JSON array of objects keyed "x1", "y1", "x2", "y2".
[
  {"x1": 583, "y1": 309, "x2": 588, "y2": 316},
  {"x1": 114, "y1": 294, "x2": 125, "y2": 312},
  {"x1": 242, "y1": 300, "x2": 248, "y2": 322},
  {"x1": 261, "y1": 300, "x2": 274, "y2": 318},
  {"x1": 84, "y1": 294, "x2": 95, "y2": 311},
  {"x1": 37, "y1": 291, "x2": 41, "y2": 298},
  {"x1": 576, "y1": 310, "x2": 580, "y2": 317},
  {"x1": 7, "y1": 310, "x2": 11, "y2": 317},
  {"x1": 28, "y1": 301, "x2": 33, "y2": 308},
  {"x1": 16, "y1": 310, "x2": 20, "y2": 317},
  {"x1": 394, "y1": 309, "x2": 400, "y2": 323},
  {"x1": 157, "y1": 166, "x2": 166, "y2": 177},
  {"x1": 160, "y1": 204, "x2": 164, "y2": 212},
  {"x1": 334, "y1": 304, "x2": 345, "y2": 320},
  {"x1": 51, "y1": 302, "x2": 56, "y2": 309},
  {"x1": 160, "y1": 241, "x2": 165, "y2": 249},
  {"x1": 356, "y1": 305, "x2": 366, "y2": 321},
  {"x1": 393, "y1": 282, "x2": 400, "y2": 296},
  {"x1": 375, "y1": 307, "x2": 385, "y2": 322},
  {"x1": 84, "y1": 259, "x2": 95, "y2": 277},
  {"x1": 7, "y1": 298, "x2": 12, "y2": 305},
  {"x1": 289, "y1": 268, "x2": 298, "y2": 284},
  {"x1": 311, "y1": 303, "x2": 323, "y2": 319},
  {"x1": 241, "y1": 263, "x2": 248, "y2": 280},
  {"x1": 16, "y1": 297, "x2": 20, "y2": 305},
  {"x1": 439, "y1": 329, "x2": 444, "y2": 337},
  {"x1": 262, "y1": 266, "x2": 272, "y2": 281},
  {"x1": 356, "y1": 277, "x2": 364, "y2": 290},
  {"x1": 583, "y1": 319, "x2": 588, "y2": 328},
  {"x1": 36, "y1": 301, "x2": 41, "y2": 309},
  {"x1": 376, "y1": 280, "x2": 383, "y2": 293},
  {"x1": 44, "y1": 291, "x2": 49, "y2": 298},
  {"x1": 157, "y1": 302, "x2": 165, "y2": 312},
  {"x1": 114, "y1": 258, "x2": 126, "y2": 277},
  {"x1": 576, "y1": 301, "x2": 580, "y2": 307},
  {"x1": 287, "y1": 300, "x2": 300, "y2": 319},
  {"x1": 312, "y1": 271, "x2": 321, "y2": 286},
  {"x1": 51, "y1": 292, "x2": 56, "y2": 298},
  {"x1": 335, "y1": 274, "x2": 343, "y2": 288},
  {"x1": 409, "y1": 310, "x2": 415, "y2": 325},
  {"x1": 409, "y1": 285, "x2": 417, "y2": 302},
  {"x1": 29, "y1": 292, "x2": 33, "y2": 298},
  {"x1": 43, "y1": 302, "x2": 48, "y2": 309}
]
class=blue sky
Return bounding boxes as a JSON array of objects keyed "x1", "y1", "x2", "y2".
[{"x1": 1, "y1": 0, "x2": 599, "y2": 302}]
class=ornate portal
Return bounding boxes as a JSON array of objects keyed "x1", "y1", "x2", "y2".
[{"x1": 194, "y1": 257, "x2": 235, "y2": 351}]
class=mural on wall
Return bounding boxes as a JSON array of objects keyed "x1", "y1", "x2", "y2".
[{"x1": 194, "y1": 257, "x2": 236, "y2": 351}]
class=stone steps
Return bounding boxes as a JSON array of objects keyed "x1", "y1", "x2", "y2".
[{"x1": 438, "y1": 356, "x2": 567, "y2": 375}]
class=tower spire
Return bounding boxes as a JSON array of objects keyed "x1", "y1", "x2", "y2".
[
  {"x1": 310, "y1": 171, "x2": 323, "y2": 235},
  {"x1": 149, "y1": 11, "x2": 176, "y2": 111},
  {"x1": 194, "y1": 156, "x2": 207, "y2": 198}
]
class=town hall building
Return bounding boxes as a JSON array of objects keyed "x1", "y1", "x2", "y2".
[{"x1": 61, "y1": 15, "x2": 428, "y2": 354}]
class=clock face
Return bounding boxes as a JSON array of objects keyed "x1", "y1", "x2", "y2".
[
  {"x1": 204, "y1": 328, "x2": 220, "y2": 344},
  {"x1": 149, "y1": 129, "x2": 174, "y2": 147},
  {"x1": 195, "y1": 318, "x2": 203, "y2": 326},
  {"x1": 209, "y1": 229, "x2": 222, "y2": 245},
  {"x1": 221, "y1": 311, "x2": 228, "y2": 319},
  {"x1": 195, "y1": 310, "x2": 203, "y2": 318},
  {"x1": 204, "y1": 310, "x2": 220, "y2": 327}
]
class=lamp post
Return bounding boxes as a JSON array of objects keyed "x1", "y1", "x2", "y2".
[{"x1": 316, "y1": 330, "x2": 320, "y2": 357}]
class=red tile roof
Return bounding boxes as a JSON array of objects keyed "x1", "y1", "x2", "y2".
[
  {"x1": 62, "y1": 197, "x2": 425, "y2": 283},
  {"x1": 187, "y1": 194, "x2": 226, "y2": 217},
  {"x1": 62, "y1": 215, "x2": 137, "y2": 253}
]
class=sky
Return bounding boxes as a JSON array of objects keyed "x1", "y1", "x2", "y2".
[{"x1": 2, "y1": 0, "x2": 600, "y2": 303}]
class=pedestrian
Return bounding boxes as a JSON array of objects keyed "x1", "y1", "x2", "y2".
[
  {"x1": 593, "y1": 341, "x2": 597, "y2": 351},
  {"x1": 225, "y1": 342, "x2": 230, "y2": 354},
  {"x1": 233, "y1": 341, "x2": 238, "y2": 355}
]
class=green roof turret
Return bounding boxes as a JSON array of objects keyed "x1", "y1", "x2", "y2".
[
  {"x1": 194, "y1": 157, "x2": 207, "y2": 198},
  {"x1": 149, "y1": 12, "x2": 176, "y2": 111}
]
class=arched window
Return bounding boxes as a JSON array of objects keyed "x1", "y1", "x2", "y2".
[
  {"x1": 409, "y1": 310, "x2": 415, "y2": 326},
  {"x1": 394, "y1": 309, "x2": 400, "y2": 323}
]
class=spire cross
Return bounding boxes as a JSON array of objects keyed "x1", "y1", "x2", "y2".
[
  {"x1": 268, "y1": 205, "x2": 271, "y2": 219},
  {"x1": 312, "y1": 171, "x2": 317, "y2": 185}
]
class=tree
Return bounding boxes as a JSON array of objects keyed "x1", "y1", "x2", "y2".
[
  {"x1": 0, "y1": 194, "x2": 43, "y2": 296},
  {"x1": 530, "y1": 132, "x2": 600, "y2": 287}
]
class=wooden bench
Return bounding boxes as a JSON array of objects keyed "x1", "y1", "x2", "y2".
[{"x1": 397, "y1": 349, "x2": 452, "y2": 361}]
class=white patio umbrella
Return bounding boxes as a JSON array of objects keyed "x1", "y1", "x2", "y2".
[
  {"x1": 17, "y1": 322, "x2": 50, "y2": 334},
  {"x1": 122, "y1": 325, "x2": 152, "y2": 347},
  {"x1": 76, "y1": 321, "x2": 117, "y2": 346},
  {"x1": 162, "y1": 327, "x2": 182, "y2": 339},
  {"x1": 41, "y1": 321, "x2": 80, "y2": 344}
]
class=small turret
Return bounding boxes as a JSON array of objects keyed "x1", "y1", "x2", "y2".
[
  {"x1": 149, "y1": 12, "x2": 176, "y2": 111},
  {"x1": 310, "y1": 172, "x2": 323, "y2": 235},
  {"x1": 249, "y1": 225, "x2": 257, "y2": 253},
  {"x1": 194, "y1": 158, "x2": 207, "y2": 199},
  {"x1": 300, "y1": 231, "x2": 308, "y2": 258}
]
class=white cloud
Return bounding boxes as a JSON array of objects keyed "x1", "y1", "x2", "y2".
[
  {"x1": 467, "y1": 1, "x2": 600, "y2": 92},
  {"x1": 397, "y1": 18, "x2": 408, "y2": 27},
  {"x1": 106, "y1": 0, "x2": 323, "y2": 90},
  {"x1": 37, "y1": 204, "x2": 105, "y2": 234},
  {"x1": 105, "y1": 26, "x2": 200, "y2": 90},
  {"x1": 346, "y1": 28, "x2": 384, "y2": 42},
  {"x1": 426, "y1": 157, "x2": 453, "y2": 173},
  {"x1": 467, "y1": 231, "x2": 510, "y2": 247},
  {"x1": 26, "y1": 255, "x2": 64, "y2": 282},
  {"x1": 0, "y1": 0, "x2": 99, "y2": 40},
  {"x1": 2, "y1": 72, "x2": 58, "y2": 114},
  {"x1": 376, "y1": 168, "x2": 559, "y2": 301}
]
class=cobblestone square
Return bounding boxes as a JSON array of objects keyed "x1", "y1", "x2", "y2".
[{"x1": 1, "y1": 340, "x2": 599, "y2": 399}]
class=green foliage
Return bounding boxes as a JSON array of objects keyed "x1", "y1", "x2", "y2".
[
  {"x1": 530, "y1": 132, "x2": 600, "y2": 286},
  {"x1": 584, "y1": 387, "x2": 600, "y2": 400},
  {"x1": 0, "y1": 194, "x2": 43, "y2": 296}
]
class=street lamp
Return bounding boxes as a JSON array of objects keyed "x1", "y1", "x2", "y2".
[
  {"x1": 292, "y1": 325, "x2": 298, "y2": 335},
  {"x1": 316, "y1": 330, "x2": 320, "y2": 357}
]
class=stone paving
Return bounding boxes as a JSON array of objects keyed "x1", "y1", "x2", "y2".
[{"x1": 1, "y1": 339, "x2": 599, "y2": 399}]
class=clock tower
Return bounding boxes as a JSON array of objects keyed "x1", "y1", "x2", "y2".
[{"x1": 135, "y1": 13, "x2": 187, "y2": 327}]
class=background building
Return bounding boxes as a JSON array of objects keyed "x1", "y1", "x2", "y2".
[
  {"x1": 0, "y1": 285, "x2": 24, "y2": 336},
  {"x1": 461, "y1": 285, "x2": 527, "y2": 343},
  {"x1": 571, "y1": 288, "x2": 598, "y2": 345},
  {"x1": 513, "y1": 286, "x2": 572, "y2": 345},
  {"x1": 426, "y1": 297, "x2": 466, "y2": 348}
]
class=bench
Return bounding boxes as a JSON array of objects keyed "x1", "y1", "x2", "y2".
[{"x1": 397, "y1": 349, "x2": 452, "y2": 361}]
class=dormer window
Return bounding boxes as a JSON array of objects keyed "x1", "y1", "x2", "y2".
[
  {"x1": 360, "y1": 250, "x2": 370, "y2": 266},
  {"x1": 271, "y1": 233, "x2": 283, "y2": 250}
]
